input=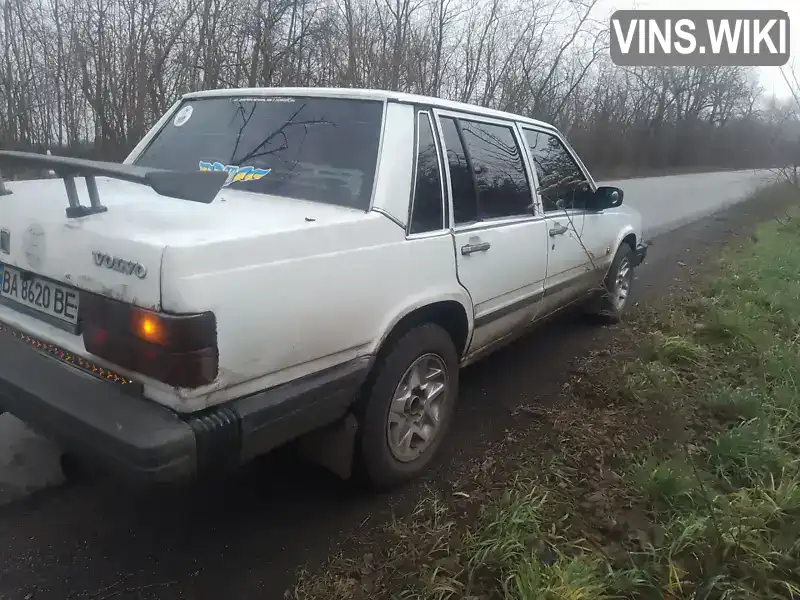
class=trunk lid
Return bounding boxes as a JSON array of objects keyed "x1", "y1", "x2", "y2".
[
  {"x1": 0, "y1": 176, "x2": 368, "y2": 315},
  {"x1": 1, "y1": 178, "x2": 165, "y2": 312}
]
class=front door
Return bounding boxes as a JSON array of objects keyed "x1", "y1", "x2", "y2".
[
  {"x1": 521, "y1": 126, "x2": 604, "y2": 315},
  {"x1": 434, "y1": 112, "x2": 549, "y2": 354}
]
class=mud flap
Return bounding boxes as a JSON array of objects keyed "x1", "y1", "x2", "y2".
[{"x1": 296, "y1": 413, "x2": 359, "y2": 480}]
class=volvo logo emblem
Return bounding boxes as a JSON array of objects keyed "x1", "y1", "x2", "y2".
[{"x1": 92, "y1": 251, "x2": 147, "y2": 279}]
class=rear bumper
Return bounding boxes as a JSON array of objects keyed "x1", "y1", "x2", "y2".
[
  {"x1": 0, "y1": 324, "x2": 369, "y2": 485},
  {"x1": 633, "y1": 242, "x2": 648, "y2": 267}
]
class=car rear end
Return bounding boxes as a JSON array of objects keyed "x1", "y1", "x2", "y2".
[
  {"x1": 0, "y1": 179, "x2": 224, "y2": 481},
  {"x1": 0, "y1": 89, "x2": 388, "y2": 483}
]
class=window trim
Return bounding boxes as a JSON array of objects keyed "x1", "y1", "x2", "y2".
[
  {"x1": 433, "y1": 113, "x2": 480, "y2": 229},
  {"x1": 453, "y1": 118, "x2": 482, "y2": 224},
  {"x1": 519, "y1": 125, "x2": 597, "y2": 215},
  {"x1": 512, "y1": 120, "x2": 542, "y2": 217},
  {"x1": 388, "y1": 95, "x2": 561, "y2": 137},
  {"x1": 432, "y1": 108, "x2": 538, "y2": 231},
  {"x1": 406, "y1": 110, "x2": 448, "y2": 237}
]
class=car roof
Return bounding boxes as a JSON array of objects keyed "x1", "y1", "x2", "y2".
[{"x1": 183, "y1": 87, "x2": 558, "y2": 132}]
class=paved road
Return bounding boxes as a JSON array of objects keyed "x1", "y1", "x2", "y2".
[
  {"x1": 0, "y1": 168, "x2": 779, "y2": 600},
  {"x1": 603, "y1": 168, "x2": 775, "y2": 238}
]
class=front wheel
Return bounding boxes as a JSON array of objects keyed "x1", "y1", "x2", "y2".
[
  {"x1": 592, "y1": 243, "x2": 635, "y2": 323},
  {"x1": 355, "y1": 323, "x2": 459, "y2": 491}
]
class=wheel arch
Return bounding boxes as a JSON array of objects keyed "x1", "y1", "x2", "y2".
[
  {"x1": 614, "y1": 226, "x2": 637, "y2": 256},
  {"x1": 371, "y1": 297, "x2": 473, "y2": 368},
  {"x1": 621, "y1": 232, "x2": 637, "y2": 252}
]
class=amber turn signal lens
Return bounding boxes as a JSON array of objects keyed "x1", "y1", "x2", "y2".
[{"x1": 130, "y1": 308, "x2": 168, "y2": 346}]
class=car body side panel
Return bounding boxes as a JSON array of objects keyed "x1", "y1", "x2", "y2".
[
  {"x1": 371, "y1": 102, "x2": 415, "y2": 225},
  {"x1": 154, "y1": 218, "x2": 469, "y2": 412}
]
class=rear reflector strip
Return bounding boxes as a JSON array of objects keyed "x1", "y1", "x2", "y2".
[{"x1": 0, "y1": 321, "x2": 137, "y2": 387}]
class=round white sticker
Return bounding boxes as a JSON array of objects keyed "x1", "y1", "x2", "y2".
[{"x1": 173, "y1": 105, "x2": 194, "y2": 127}]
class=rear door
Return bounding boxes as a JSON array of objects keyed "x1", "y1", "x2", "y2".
[
  {"x1": 433, "y1": 111, "x2": 549, "y2": 354},
  {"x1": 520, "y1": 127, "x2": 603, "y2": 315}
]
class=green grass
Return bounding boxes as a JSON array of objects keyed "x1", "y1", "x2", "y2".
[{"x1": 292, "y1": 184, "x2": 800, "y2": 600}]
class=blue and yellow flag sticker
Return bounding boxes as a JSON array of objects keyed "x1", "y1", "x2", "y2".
[{"x1": 199, "y1": 161, "x2": 271, "y2": 187}]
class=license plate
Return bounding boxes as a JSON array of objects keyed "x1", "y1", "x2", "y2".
[{"x1": 0, "y1": 265, "x2": 80, "y2": 325}]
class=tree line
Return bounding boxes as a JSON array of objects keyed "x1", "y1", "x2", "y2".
[{"x1": 1, "y1": 0, "x2": 798, "y2": 177}]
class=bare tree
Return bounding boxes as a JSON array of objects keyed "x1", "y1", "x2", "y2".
[
  {"x1": 0, "y1": 0, "x2": 792, "y2": 177},
  {"x1": 773, "y1": 60, "x2": 800, "y2": 186}
]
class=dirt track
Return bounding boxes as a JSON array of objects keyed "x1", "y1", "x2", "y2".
[{"x1": 0, "y1": 173, "x2": 793, "y2": 600}]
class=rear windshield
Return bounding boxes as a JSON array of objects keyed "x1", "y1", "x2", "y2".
[{"x1": 135, "y1": 96, "x2": 384, "y2": 210}]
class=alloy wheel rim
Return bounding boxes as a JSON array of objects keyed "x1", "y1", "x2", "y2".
[
  {"x1": 386, "y1": 353, "x2": 448, "y2": 463},
  {"x1": 613, "y1": 256, "x2": 632, "y2": 311}
]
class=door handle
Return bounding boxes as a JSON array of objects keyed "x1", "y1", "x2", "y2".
[
  {"x1": 549, "y1": 223, "x2": 568, "y2": 237},
  {"x1": 461, "y1": 239, "x2": 491, "y2": 255}
]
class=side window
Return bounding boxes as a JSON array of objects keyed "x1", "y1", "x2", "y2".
[
  {"x1": 439, "y1": 116, "x2": 478, "y2": 224},
  {"x1": 458, "y1": 119, "x2": 533, "y2": 219},
  {"x1": 409, "y1": 112, "x2": 445, "y2": 234},
  {"x1": 523, "y1": 129, "x2": 590, "y2": 212}
]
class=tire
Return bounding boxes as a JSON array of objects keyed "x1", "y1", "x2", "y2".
[
  {"x1": 355, "y1": 323, "x2": 459, "y2": 491},
  {"x1": 592, "y1": 243, "x2": 635, "y2": 324}
]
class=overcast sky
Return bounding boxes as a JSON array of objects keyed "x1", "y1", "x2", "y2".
[{"x1": 593, "y1": 0, "x2": 799, "y2": 100}]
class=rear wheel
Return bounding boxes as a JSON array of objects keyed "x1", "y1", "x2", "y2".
[
  {"x1": 592, "y1": 243, "x2": 635, "y2": 323},
  {"x1": 355, "y1": 324, "x2": 459, "y2": 491}
]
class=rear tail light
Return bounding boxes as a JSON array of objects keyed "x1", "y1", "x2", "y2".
[{"x1": 80, "y1": 292, "x2": 218, "y2": 388}]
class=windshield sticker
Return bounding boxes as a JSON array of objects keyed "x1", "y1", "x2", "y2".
[
  {"x1": 199, "y1": 161, "x2": 271, "y2": 187},
  {"x1": 229, "y1": 97, "x2": 296, "y2": 103},
  {"x1": 173, "y1": 105, "x2": 194, "y2": 127}
]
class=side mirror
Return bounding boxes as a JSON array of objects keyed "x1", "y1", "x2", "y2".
[{"x1": 588, "y1": 186, "x2": 623, "y2": 211}]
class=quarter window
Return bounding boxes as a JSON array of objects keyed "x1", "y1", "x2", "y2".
[
  {"x1": 409, "y1": 112, "x2": 445, "y2": 234},
  {"x1": 523, "y1": 129, "x2": 591, "y2": 212}
]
